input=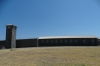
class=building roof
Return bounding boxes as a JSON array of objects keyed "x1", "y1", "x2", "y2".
[
  {"x1": 38, "y1": 36, "x2": 97, "y2": 39},
  {"x1": 17, "y1": 38, "x2": 37, "y2": 40},
  {"x1": 5, "y1": 24, "x2": 17, "y2": 27}
]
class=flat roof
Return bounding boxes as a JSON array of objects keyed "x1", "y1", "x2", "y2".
[
  {"x1": 6, "y1": 24, "x2": 17, "y2": 27},
  {"x1": 17, "y1": 38, "x2": 37, "y2": 40},
  {"x1": 39, "y1": 36, "x2": 97, "y2": 39}
]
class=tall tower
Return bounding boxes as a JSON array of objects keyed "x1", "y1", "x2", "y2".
[{"x1": 5, "y1": 24, "x2": 17, "y2": 49}]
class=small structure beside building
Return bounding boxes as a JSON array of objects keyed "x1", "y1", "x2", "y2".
[{"x1": 5, "y1": 24, "x2": 17, "y2": 49}]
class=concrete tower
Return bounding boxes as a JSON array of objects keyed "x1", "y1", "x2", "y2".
[{"x1": 5, "y1": 24, "x2": 17, "y2": 49}]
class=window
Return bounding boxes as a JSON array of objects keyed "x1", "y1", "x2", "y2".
[
  {"x1": 65, "y1": 40, "x2": 68, "y2": 43},
  {"x1": 51, "y1": 40, "x2": 53, "y2": 43},
  {"x1": 55, "y1": 40, "x2": 58, "y2": 43},
  {"x1": 46, "y1": 40, "x2": 49, "y2": 43},
  {"x1": 60, "y1": 40, "x2": 63, "y2": 43},
  {"x1": 75, "y1": 40, "x2": 78, "y2": 43},
  {"x1": 41, "y1": 40, "x2": 44, "y2": 43},
  {"x1": 91, "y1": 40, "x2": 95, "y2": 43},
  {"x1": 83, "y1": 40, "x2": 86, "y2": 43},
  {"x1": 70, "y1": 40, "x2": 73, "y2": 43}
]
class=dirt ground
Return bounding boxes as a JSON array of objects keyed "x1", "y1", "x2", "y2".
[{"x1": 0, "y1": 46, "x2": 100, "y2": 66}]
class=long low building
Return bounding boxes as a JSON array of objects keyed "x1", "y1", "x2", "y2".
[
  {"x1": 0, "y1": 36, "x2": 99, "y2": 49},
  {"x1": 38, "y1": 36, "x2": 98, "y2": 46}
]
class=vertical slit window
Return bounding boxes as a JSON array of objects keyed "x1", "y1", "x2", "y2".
[
  {"x1": 55, "y1": 40, "x2": 58, "y2": 43},
  {"x1": 70, "y1": 40, "x2": 73, "y2": 43},
  {"x1": 83, "y1": 40, "x2": 86, "y2": 43},
  {"x1": 51, "y1": 40, "x2": 53, "y2": 43},
  {"x1": 91, "y1": 40, "x2": 95, "y2": 43},
  {"x1": 41, "y1": 40, "x2": 44, "y2": 43},
  {"x1": 46, "y1": 40, "x2": 49, "y2": 43},
  {"x1": 65, "y1": 40, "x2": 68, "y2": 43},
  {"x1": 60, "y1": 40, "x2": 63, "y2": 43},
  {"x1": 75, "y1": 40, "x2": 78, "y2": 43}
]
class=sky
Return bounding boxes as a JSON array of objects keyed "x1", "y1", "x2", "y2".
[{"x1": 0, "y1": 0, "x2": 100, "y2": 40}]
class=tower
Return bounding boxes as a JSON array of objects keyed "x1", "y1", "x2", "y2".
[{"x1": 5, "y1": 24, "x2": 17, "y2": 49}]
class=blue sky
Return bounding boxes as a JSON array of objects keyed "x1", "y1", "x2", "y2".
[{"x1": 0, "y1": 0, "x2": 100, "y2": 40}]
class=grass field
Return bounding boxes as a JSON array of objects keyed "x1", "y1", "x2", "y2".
[{"x1": 0, "y1": 46, "x2": 100, "y2": 66}]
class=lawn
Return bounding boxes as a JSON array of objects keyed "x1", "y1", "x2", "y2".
[{"x1": 0, "y1": 46, "x2": 100, "y2": 66}]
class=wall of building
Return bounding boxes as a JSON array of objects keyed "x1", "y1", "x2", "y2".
[
  {"x1": 16, "y1": 38, "x2": 38, "y2": 48},
  {"x1": 0, "y1": 40, "x2": 6, "y2": 49},
  {"x1": 0, "y1": 38, "x2": 38, "y2": 49},
  {"x1": 98, "y1": 39, "x2": 100, "y2": 45},
  {"x1": 38, "y1": 38, "x2": 98, "y2": 46},
  {"x1": 0, "y1": 38, "x2": 99, "y2": 49}
]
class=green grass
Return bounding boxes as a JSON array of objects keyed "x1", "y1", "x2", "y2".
[{"x1": 0, "y1": 46, "x2": 100, "y2": 66}]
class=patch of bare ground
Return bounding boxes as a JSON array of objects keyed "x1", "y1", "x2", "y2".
[{"x1": 0, "y1": 46, "x2": 100, "y2": 66}]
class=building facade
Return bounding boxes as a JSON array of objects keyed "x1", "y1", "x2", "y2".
[
  {"x1": 0, "y1": 24, "x2": 99, "y2": 49},
  {"x1": 38, "y1": 36, "x2": 98, "y2": 46},
  {"x1": 0, "y1": 36, "x2": 99, "y2": 49}
]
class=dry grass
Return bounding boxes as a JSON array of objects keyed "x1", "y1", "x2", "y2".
[{"x1": 0, "y1": 46, "x2": 100, "y2": 66}]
